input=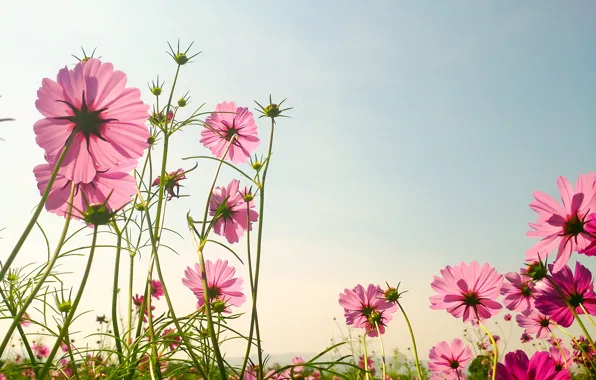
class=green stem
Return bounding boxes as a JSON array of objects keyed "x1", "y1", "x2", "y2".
[
  {"x1": 110, "y1": 222, "x2": 125, "y2": 365},
  {"x1": 375, "y1": 322, "x2": 387, "y2": 380},
  {"x1": 476, "y1": 317, "x2": 498, "y2": 380},
  {"x1": 580, "y1": 304, "x2": 596, "y2": 328},
  {"x1": 396, "y1": 302, "x2": 423, "y2": 379},
  {"x1": 0, "y1": 134, "x2": 75, "y2": 281},
  {"x1": 125, "y1": 227, "x2": 135, "y2": 350},
  {"x1": 549, "y1": 329, "x2": 568, "y2": 369},
  {"x1": 361, "y1": 335, "x2": 371, "y2": 380},
  {"x1": 134, "y1": 194, "x2": 207, "y2": 380},
  {"x1": 570, "y1": 306, "x2": 596, "y2": 353},
  {"x1": 38, "y1": 225, "x2": 99, "y2": 379},
  {"x1": 247, "y1": 120, "x2": 276, "y2": 379},
  {"x1": 64, "y1": 329, "x2": 80, "y2": 380},
  {"x1": 192, "y1": 236, "x2": 227, "y2": 380},
  {"x1": 0, "y1": 182, "x2": 75, "y2": 357},
  {"x1": 239, "y1": 202, "x2": 255, "y2": 379}
]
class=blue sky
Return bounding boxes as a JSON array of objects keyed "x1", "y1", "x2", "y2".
[{"x1": 1, "y1": 0, "x2": 595, "y2": 364}]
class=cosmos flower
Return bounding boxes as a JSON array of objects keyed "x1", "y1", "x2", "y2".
[
  {"x1": 33, "y1": 161, "x2": 136, "y2": 222},
  {"x1": 429, "y1": 261, "x2": 503, "y2": 323},
  {"x1": 209, "y1": 179, "x2": 258, "y2": 244},
  {"x1": 526, "y1": 173, "x2": 596, "y2": 272},
  {"x1": 200, "y1": 101, "x2": 259, "y2": 164},
  {"x1": 339, "y1": 284, "x2": 397, "y2": 337},
  {"x1": 34, "y1": 58, "x2": 150, "y2": 183},
  {"x1": 151, "y1": 279, "x2": 164, "y2": 300},
  {"x1": 182, "y1": 259, "x2": 245, "y2": 313},
  {"x1": 32, "y1": 343, "x2": 50, "y2": 359},
  {"x1": 161, "y1": 328, "x2": 181, "y2": 351},
  {"x1": 496, "y1": 350, "x2": 570, "y2": 380},
  {"x1": 152, "y1": 168, "x2": 186, "y2": 200},
  {"x1": 428, "y1": 339, "x2": 472, "y2": 379},
  {"x1": 516, "y1": 309, "x2": 553, "y2": 339},
  {"x1": 500, "y1": 269, "x2": 536, "y2": 314},
  {"x1": 535, "y1": 262, "x2": 596, "y2": 327}
]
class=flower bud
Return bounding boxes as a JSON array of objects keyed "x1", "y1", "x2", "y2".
[
  {"x1": 58, "y1": 300, "x2": 72, "y2": 313},
  {"x1": 82, "y1": 203, "x2": 114, "y2": 226}
]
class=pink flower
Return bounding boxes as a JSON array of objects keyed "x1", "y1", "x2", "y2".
[
  {"x1": 151, "y1": 279, "x2": 164, "y2": 300},
  {"x1": 520, "y1": 332, "x2": 533, "y2": 343},
  {"x1": 291, "y1": 356, "x2": 305, "y2": 373},
  {"x1": 504, "y1": 313, "x2": 512, "y2": 321},
  {"x1": 133, "y1": 294, "x2": 144, "y2": 308},
  {"x1": 535, "y1": 262, "x2": 596, "y2": 327},
  {"x1": 548, "y1": 337, "x2": 563, "y2": 347},
  {"x1": 32, "y1": 342, "x2": 50, "y2": 358},
  {"x1": 200, "y1": 101, "x2": 259, "y2": 164},
  {"x1": 428, "y1": 339, "x2": 472, "y2": 378},
  {"x1": 34, "y1": 58, "x2": 150, "y2": 183},
  {"x1": 33, "y1": 162, "x2": 136, "y2": 221},
  {"x1": 549, "y1": 345, "x2": 571, "y2": 370},
  {"x1": 20, "y1": 313, "x2": 32, "y2": 327},
  {"x1": 516, "y1": 309, "x2": 553, "y2": 339},
  {"x1": 209, "y1": 179, "x2": 258, "y2": 244},
  {"x1": 182, "y1": 259, "x2": 245, "y2": 313},
  {"x1": 152, "y1": 168, "x2": 186, "y2": 200},
  {"x1": 338, "y1": 284, "x2": 397, "y2": 337},
  {"x1": 429, "y1": 261, "x2": 504, "y2": 322},
  {"x1": 500, "y1": 269, "x2": 536, "y2": 314},
  {"x1": 496, "y1": 350, "x2": 570, "y2": 380},
  {"x1": 60, "y1": 341, "x2": 74, "y2": 352},
  {"x1": 161, "y1": 328, "x2": 181, "y2": 351},
  {"x1": 358, "y1": 355, "x2": 375, "y2": 374},
  {"x1": 571, "y1": 336, "x2": 595, "y2": 366},
  {"x1": 526, "y1": 173, "x2": 596, "y2": 273}
]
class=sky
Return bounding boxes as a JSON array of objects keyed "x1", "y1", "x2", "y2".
[{"x1": 1, "y1": 0, "x2": 596, "y2": 367}]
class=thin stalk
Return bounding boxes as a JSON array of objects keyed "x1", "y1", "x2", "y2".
[
  {"x1": 110, "y1": 222, "x2": 125, "y2": 365},
  {"x1": 144, "y1": 274, "x2": 163, "y2": 380},
  {"x1": 396, "y1": 302, "x2": 423, "y2": 379},
  {"x1": 375, "y1": 322, "x2": 387, "y2": 380},
  {"x1": 239, "y1": 202, "x2": 255, "y2": 379},
  {"x1": 135, "y1": 193, "x2": 207, "y2": 380},
  {"x1": 570, "y1": 306, "x2": 596, "y2": 353},
  {"x1": 0, "y1": 182, "x2": 76, "y2": 357},
  {"x1": 580, "y1": 304, "x2": 596, "y2": 328},
  {"x1": 549, "y1": 330, "x2": 568, "y2": 369},
  {"x1": 1, "y1": 134, "x2": 75, "y2": 281},
  {"x1": 247, "y1": 120, "x2": 276, "y2": 378},
  {"x1": 361, "y1": 335, "x2": 371, "y2": 380},
  {"x1": 476, "y1": 317, "x2": 498, "y2": 380},
  {"x1": 125, "y1": 227, "x2": 135, "y2": 349},
  {"x1": 64, "y1": 329, "x2": 80, "y2": 380},
  {"x1": 38, "y1": 226, "x2": 99, "y2": 379},
  {"x1": 188, "y1": 226, "x2": 227, "y2": 380}
]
